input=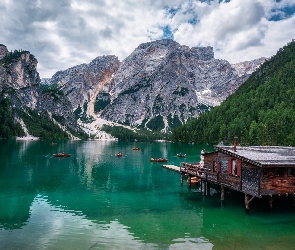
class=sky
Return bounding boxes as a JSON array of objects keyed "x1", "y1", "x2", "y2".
[{"x1": 1, "y1": 0, "x2": 295, "y2": 78}]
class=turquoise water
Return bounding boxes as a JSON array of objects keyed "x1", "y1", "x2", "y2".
[{"x1": 1, "y1": 140, "x2": 295, "y2": 250}]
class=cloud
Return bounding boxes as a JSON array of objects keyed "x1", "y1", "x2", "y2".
[
  {"x1": 174, "y1": 0, "x2": 294, "y2": 62},
  {"x1": 0, "y1": 0, "x2": 294, "y2": 77}
]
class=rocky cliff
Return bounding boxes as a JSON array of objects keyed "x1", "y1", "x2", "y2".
[
  {"x1": 48, "y1": 56, "x2": 120, "y2": 120},
  {"x1": 0, "y1": 45, "x2": 78, "y2": 137}
]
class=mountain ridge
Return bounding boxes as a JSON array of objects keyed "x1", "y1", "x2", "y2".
[
  {"x1": 44, "y1": 39, "x2": 265, "y2": 135},
  {"x1": 0, "y1": 40, "x2": 265, "y2": 139}
]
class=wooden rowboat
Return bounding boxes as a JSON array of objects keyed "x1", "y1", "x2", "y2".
[
  {"x1": 150, "y1": 157, "x2": 168, "y2": 162},
  {"x1": 53, "y1": 153, "x2": 70, "y2": 157},
  {"x1": 187, "y1": 176, "x2": 200, "y2": 186}
]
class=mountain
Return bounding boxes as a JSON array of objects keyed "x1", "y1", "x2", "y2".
[
  {"x1": 0, "y1": 39, "x2": 265, "y2": 140},
  {"x1": 0, "y1": 45, "x2": 84, "y2": 139},
  {"x1": 46, "y1": 39, "x2": 264, "y2": 136},
  {"x1": 100, "y1": 40, "x2": 265, "y2": 131},
  {"x1": 171, "y1": 40, "x2": 295, "y2": 146}
]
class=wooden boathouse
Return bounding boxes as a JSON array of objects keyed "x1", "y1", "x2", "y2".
[{"x1": 180, "y1": 143, "x2": 295, "y2": 212}]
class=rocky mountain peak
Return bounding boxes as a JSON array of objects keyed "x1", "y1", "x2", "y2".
[
  {"x1": 41, "y1": 39, "x2": 265, "y2": 136},
  {"x1": 99, "y1": 40, "x2": 255, "y2": 131},
  {"x1": 231, "y1": 57, "x2": 266, "y2": 77},
  {"x1": 0, "y1": 46, "x2": 40, "y2": 98},
  {"x1": 6, "y1": 51, "x2": 39, "y2": 90},
  {"x1": 190, "y1": 46, "x2": 214, "y2": 61},
  {"x1": 48, "y1": 55, "x2": 120, "y2": 119},
  {"x1": 0, "y1": 44, "x2": 8, "y2": 59}
]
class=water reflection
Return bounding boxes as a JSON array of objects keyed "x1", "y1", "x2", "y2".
[
  {"x1": 2, "y1": 141, "x2": 295, "y2": 249},
  {"x1": 0, "y1": 196, "x2": 213, "y2": 250},
  {"x1": 0, "y1": 140, "x2": 215, "y2": 249}
]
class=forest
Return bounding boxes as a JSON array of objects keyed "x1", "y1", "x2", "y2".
[
  {"x1": 0, "y1": 97, "x2": 25, "y2": 139},
  {"x1": 171, "y1": 40, "x2": 295, "y2": 146},
  {"x1": 1, "y1": 49, "x2": 31, "y2": 66},
  {"x1": 0, "y1": 94, "x2": 88, "y2": 140},
  {"x1": 101, "y1": 125, "x2": 168, "y2": 141}
]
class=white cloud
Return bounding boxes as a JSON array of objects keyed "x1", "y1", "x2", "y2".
[
  {"x1": 174, "y1": 0, "x2": 295, "y2": 63},
  {"x1": 0, "y1": 0, "x2": 294, "y2": 77}
]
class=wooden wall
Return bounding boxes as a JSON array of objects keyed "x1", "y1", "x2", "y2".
[
  {"x1": 204, "y1": 152, "x2": 261, "y2": 196},
  {"x1": 204, "y1": 152, "x2": 243, "y2": 192},
  {"x1": 260, "y1": 168, "x2": 295, "y2": 195}
]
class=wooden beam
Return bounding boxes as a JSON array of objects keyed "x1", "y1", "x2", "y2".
[
  {"x1": 245, "y1": 194, "x2": 255, "y2": 213},
  {"x1": 221, "y1": 186, "x2": 225, "y2": 206}
]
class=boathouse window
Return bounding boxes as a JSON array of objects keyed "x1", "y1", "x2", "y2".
[
  {"x1": 262, "y1": 168, "x2": 268, "y2": 177},
  {"x1": 274, "y1": 168, "x2": 284, "y2": 177},
  {"x1": 280, "y1": 169, "x2": 284, "y2": 177},
  {"x1": 287, "y1": 168, "x2": 295, "y2": 177},
  {"x1": 232, "y1": 160, "x2": 237, "y2": 175},
  {"x1": 228, "y1": 159, "x2": 241, "y2": 176}
]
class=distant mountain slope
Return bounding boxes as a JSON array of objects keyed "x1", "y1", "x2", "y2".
[{"x1": 171, "y1": 40, "x2": 295, "y2": 146}]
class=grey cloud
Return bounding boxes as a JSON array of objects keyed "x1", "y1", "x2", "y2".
[
  {"x1": 214, "y1": 1, "x2": 265, "y2": 41},
  {"x1": 235, "y1": 35, "x2": 263, "y2": 51},
  {"x1": 100, "y1": 26, "x2": 113, "y2": 39},
  {"x1": 1, "y1": 0, "x2": 294, "y2": 78}
]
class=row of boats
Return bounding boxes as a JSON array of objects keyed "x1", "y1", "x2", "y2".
[
  {"x1": 53, "y1": 148, "x2": 186, "y2": 161},
  {"x1": 116, "y1": 150, "x2": 186, "y2": 162},
  {"x1": 150, "y1": 153, "x2": 186, "y2": 162}
]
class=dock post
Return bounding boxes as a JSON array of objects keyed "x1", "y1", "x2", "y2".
[
  {"x1": 245, "y1": 194, "x2": 250, "y2": 213},
  {"x1": 203, "y1": 181, "x2": 207, "y2": 196},
  {"x1": 200, "y1": 179, "x2": 203, "y2": 193},
  {"x1": 221, "y1": 186, "x2": 225, "y2": 206},
  {"x1": 206, "y1": 182, "x2": 210, "y2": 196},
  {"x1": 181, "y1": 174, "x2": 183, "y2": 186},
  {"x1": 269, "y1": 196, "x2": 273, "y2": 209}
]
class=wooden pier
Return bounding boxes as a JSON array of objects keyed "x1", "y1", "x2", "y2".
[{"x1": 162, "y1": 164, "x2": 180, "y2": 172}]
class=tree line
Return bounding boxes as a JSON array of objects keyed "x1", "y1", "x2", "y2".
[
  {"x1": 101, "y1": 125, "x2": 168, "y2": 141},
  {"x1": 0, "y1": 49, "x2": 31, "y2": 65},
  {"x1": 0, "y1": 97, "x2": 25, "y2": 139}
]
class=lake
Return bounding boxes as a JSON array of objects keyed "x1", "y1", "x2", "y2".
[{"x1": 1, "y1": 140, "x2": 295, "y2": 250}]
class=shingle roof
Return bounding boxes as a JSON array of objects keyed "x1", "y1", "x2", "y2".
[{"x1": 215, "y1": 146, "x2": 295, "y2": 166}]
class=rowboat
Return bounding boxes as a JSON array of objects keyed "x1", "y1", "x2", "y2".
[
  {"x1": 177, "y1": 153, "x2": 186, "y2": 158},
  {"x1": 187, "y1": 176, "x2": 200, "y2": 186},
  {"x1": 150, "y1": 157, "x2": 168, "y2": 162},
  {"x1": 133, "y1": 147, "x2": 140, "y2": 150},
  {"x1": 53, "y1": 153, "x2": 70, "y2": 157},
  {"x1": 116, "y1": 152, "x2": 123, "y2": 157}
]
